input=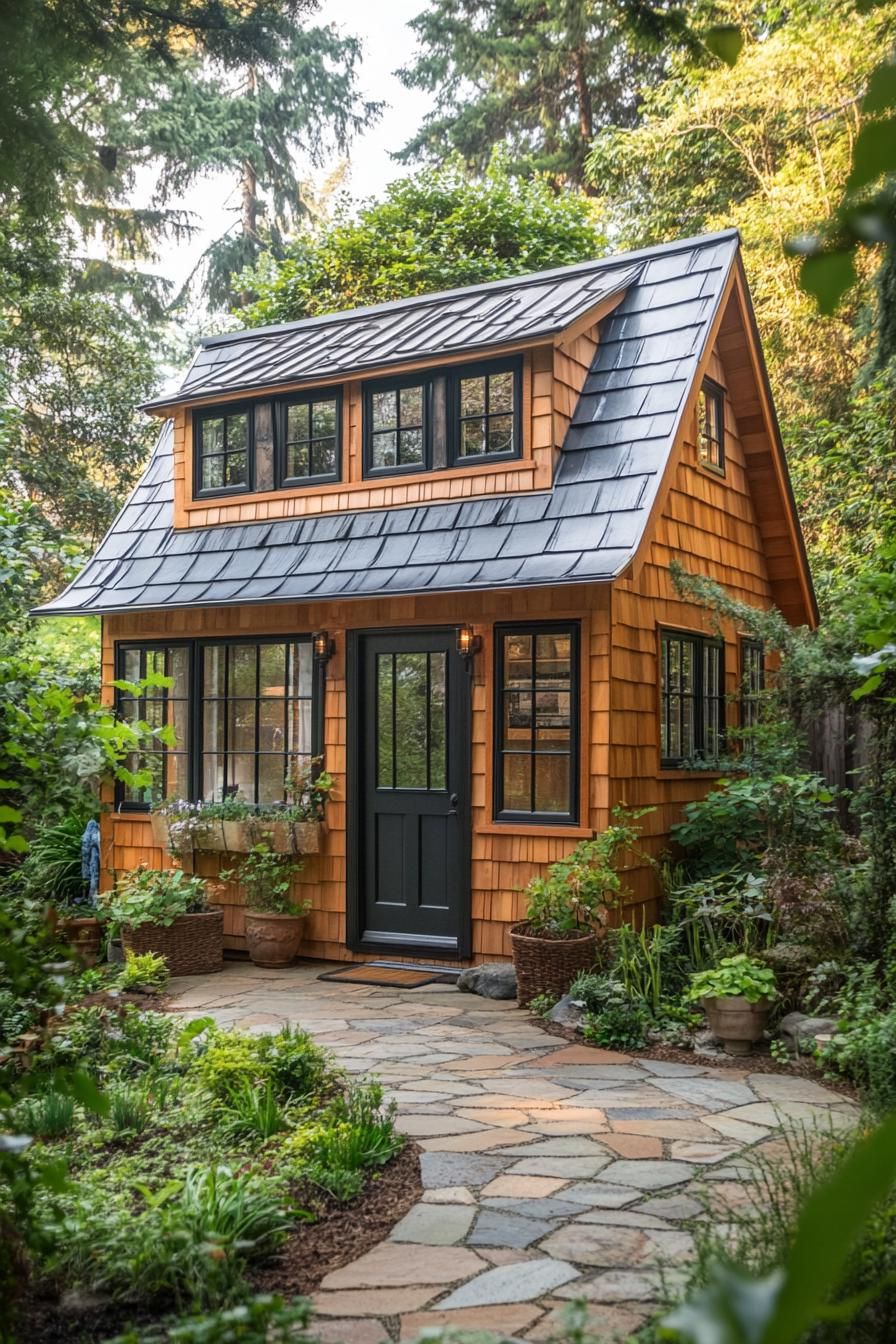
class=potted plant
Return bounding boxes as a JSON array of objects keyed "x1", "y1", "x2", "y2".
[
  {"x1": 222, "y1": 844, "x2": 310, "y2": 967},
  {"x1": 55, "y1": 901, "x2": 105, "y2": 967},
  {"x1": 102, "y1": 867, "x2": 223, "y2": 977},
  {"x1": 510, "y1": 811, "x2": 645, "y2": 1006},
  {"x1": 686, "y1": 954, "x2": 778, "y2": 1055}
]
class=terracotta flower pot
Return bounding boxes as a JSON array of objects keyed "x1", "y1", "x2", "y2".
[
  {"x1": 60, "y1": 916, "x2": 103, "y2": 967},
  {"x1": 509, "y1": 922, "x2": 600, "y2": 1006},
  {"x1": 244, "y1": 910, "x2": 306, "y2": 968},
  {"x1": 703, "y1": 994, "x2": 772, "y2": 1055}
]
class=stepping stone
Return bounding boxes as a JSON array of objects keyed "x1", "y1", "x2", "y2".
[
  {"x1": 422, "y1": 1186, "x2": 476, "y2": 1204},
  {"x1": 390, "y1": 1203, "x2": 475, "y2": 1245},
  {"x1": 437, "y1": 1257, "x2": 580, "y2": 1308},
  {"x1": 555, "y1": 1268, "x2": 661, "y2": 1303},
  {"x1": 702, "y1": 1115, "x2": 771, "y2": 1143},
  {"x1": 420, "y1": 1152, "x2": 508, "y2": 1189},
  {"x1": 642, "y1": 1228, "x2": 695, "y2": 1264},
  {"x1": 507, "y1": 1156, "x2": 610, "y2": 1178},
  {"x1": 541, "y1": 1222, "x2": 649, "y2": 1267},
  {"x1": 455, "y1": 1108, "x2": 533, "y2": 1128},
  {"x1": 320, "y1": 1242, "x2": 485, "y2": 1291},
  {"x1": 398, "y1": 1305, "x2": 543, "y2": 1340},
  {"x1": 575, "y1": 1208, "x2": 671, "y2": 1230},
  {"x1": 313, "y1": 1319, "x2": 387, "y2": 1344},
  {"x1": 469, "y1": 1209, "x2": 555, "y2": 1248},
  {"x1": 562, "y1": 1182, "x2": 641, "y2": 1208},
  {"x1": 640, "y1": 1060, "x2": 707, "y2": 1077},
  {"x1": 398, "y1": 1115, "x2": 486, "y2": 1137},
  {"x1": 498, "y1": 1137, "x2": 611, "y2": 1157},
  {"x1": 717, "y1": 1102, "x2": 857, "y2": 1131},
  {"x1": 670, "y1": 1140, "x2": 741, "y2": 1165},
  {"x1": 420, "y1": 1130, "x2": 526, "y2": 1152},
  {"x1": 314, "y1": 1287, "x2": 438, "y2": 1316},
  {"x1": 482, "y1": 1196, "x2": 584, "y2": 1220},
  {"x1": 488, "y1": 1079, "x2": 577, "y2": 1100},
  {"x1": 747, "y1": 1073, "x2": 853, "y2": 1104},
  {"x1": 600, "y1": 1160, "x2": 695, "y2": 1190},
  {"x1": 651, "y1": 1078, "x2": 756, "y2": 1111},
  {"x1": 529, "y1": 1045, "x2": 631, "y2": 1066},
  {"x1": 481, "y1": 1175, "x2": 569, "y2": 1199},
  {"x1": 599, "y1": 1134, "x2": 663, "y2": 1159},
  {"x1": 527, "y1": 1302, "x2": 649, "y2": 1341},
  {"x1": 638, "y1": 1194, "x2": 704, "y2": 1221}
]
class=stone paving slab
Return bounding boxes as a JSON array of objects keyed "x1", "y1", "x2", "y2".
[{"x1": 166, "y1": 963, "x2": 858, "y2": 1341}]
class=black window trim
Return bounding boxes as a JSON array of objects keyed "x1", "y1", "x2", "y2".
[
  {"x1": 447, "y1": 354, "x2": 523, "y2": 468},
  {"x1": 275, "y1": 387, "x2": 343, "y2": 489},
  {"x1": 493, "y1": 620, "x2": 580, "y2": 826},
  {"x1": 193, "y1": 401, "x2": 255, "y2": 499},
  {"x1": 740, "y1": 637, "x2": 765, "y2": 730},
  {"x1": 697, "y1": 374, "x2": 726, "y2": 474},
  {"x1": 659, "y1": 627, "x2": 726, "y2": 770},
  {"x1": 114, "y1": 634, "x2": 324, "y2": 812},
  {"x1": 362, "y1": 371, "x2": 433, "y2": 479}
]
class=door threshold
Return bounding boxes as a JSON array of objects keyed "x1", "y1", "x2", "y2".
[{"x1": 366, "y1": 959, "x2": 462, "y2": 978}]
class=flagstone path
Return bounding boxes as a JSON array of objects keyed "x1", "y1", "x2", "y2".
[{"x1": 166, "y1": 963, "x2": 858, "y2": 1342}]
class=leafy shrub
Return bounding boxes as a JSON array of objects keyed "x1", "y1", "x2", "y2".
[
  {"x1": 118, "y1": 950, "x2": 170, "y2": 991},
  {"x1": 578, "y1": 974, "x2": 651, "y2": 1050},
  {"x1": 0, "y1": 987, "x2": 40, "y2": 1046},
  {"x1": 666, "y1": 866, "x2": 777, "y2": 967},
  {"x1": 195, "y1": 1030, "x2": 268, "y2": 1100},
  {"x1": 219, "y1": 1082, "x2": 287, "y2": 1142},
  {"x1": 44, "y1": 1003, "x2": 175, "y2": 1076},
  {"x1": 282, "y1": 1082, "x2": 403, "y2": 1200},
  {"x1": 521, "y1": 809, "x2": 648, "y2": 936},
  {"x1": 264, "y1": 1025, "x2": 331, "y2": 1102},
  {"x1": 15, "y1": 1090, "x2": 76, "y2": 1139},
  {"x1": 220, "y1": 845, "x2": 308, "y2": 916},
  {"x1": 107, "y1": 1293, "x2": 315, "y2": 1343},
  {"x1": 822, "y1": 969, "x2": 896, "y2": 1115},
  {"x1": 103, "y1": 867, "x2": 209, "y2": 936},
  {"x1": 610, "y1": 920, "x2": 686, "y2": 1012},
  {"x1": 687, "y1": 954, "x2": 778, "y2": 1004}
]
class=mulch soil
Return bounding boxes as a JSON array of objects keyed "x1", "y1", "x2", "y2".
[
  {"x1": 20, "y1": 1143, "x2": 422, "y2": 1343},
  {"x1": 532, "y1": 1014, "x2": 860, "y2": 1099}
]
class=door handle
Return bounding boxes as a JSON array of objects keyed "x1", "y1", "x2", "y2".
[{"x1": 448, "y1": 793, "x2": 459, "y2": 815}]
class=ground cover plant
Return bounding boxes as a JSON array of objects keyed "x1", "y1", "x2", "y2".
[{"x1": 1, "y1": 974, "x2": 404, "y2": 1340}]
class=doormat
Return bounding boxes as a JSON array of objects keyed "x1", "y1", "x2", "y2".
[{"x1": 317, "y1": 962, "x2": 460, "y2": 989}]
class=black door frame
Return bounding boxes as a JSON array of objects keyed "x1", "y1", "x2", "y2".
[{"x1": 346, "y1": 625, "x2": 473, "y2": 959}]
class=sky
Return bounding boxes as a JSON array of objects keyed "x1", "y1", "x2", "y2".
[{"x1": 161, "y1": 0, "x2": 430, "y2": 291}]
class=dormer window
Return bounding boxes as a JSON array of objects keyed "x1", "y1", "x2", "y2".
[
  {"x1": 366, "y1": 377, "x2": 428, "y2": 474},
  {"x1": 195, "y1": 405, "x2": 252, "y2": 495},
  {"x1": 697, "y1": 377, "x2": 725, "y2": 472},
  {"x1": 451, "y1": 359, "x2": 519, "y2": 464},
  {"x1": 277, "y1": 391, "x2": 341, "y2": 486}
]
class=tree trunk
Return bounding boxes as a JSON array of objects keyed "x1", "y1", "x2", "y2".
[{"x1": 573, "y1": 46, "x2": 597, "y2": 196}]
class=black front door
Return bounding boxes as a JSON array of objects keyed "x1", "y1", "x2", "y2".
[{"x1": 356, "y1": 629, "x2": 470, "y2": 954}]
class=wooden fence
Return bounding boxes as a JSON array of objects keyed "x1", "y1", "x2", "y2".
[{"x1": 806, "y1": 703, "x2": 874, "y2": 828}]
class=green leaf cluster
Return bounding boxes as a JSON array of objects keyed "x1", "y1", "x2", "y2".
[{"x1": 687, "y1": 953, "x2": 778, "y2": 1004}]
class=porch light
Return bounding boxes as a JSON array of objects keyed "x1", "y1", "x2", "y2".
[
  {"x1": 456, "y1": 624, "x2": 482, "y2": 660},
  {"x1": 312, "y1": 630, "x2": 335, "y2": 664}
]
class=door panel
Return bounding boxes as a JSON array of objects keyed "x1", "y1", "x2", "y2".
[{"x1": 359, "y1": 630, "x2": 468, "y2": 951}]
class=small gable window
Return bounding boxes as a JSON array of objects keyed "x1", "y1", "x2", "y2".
[
  {"x1": 495, "y1": 623, "x2": 579, "y2": 823},
  {"x1": 194, "y1": 405, "x2": 252, "y2": 495},
  {"x1": 451, "y1": 358, "x2": 521, "y2": 463},
  {"x1": 278, "y1": 392, "x2": 341, "y2": 486},
  {"x1": 697, "y1": 377, "x2": 725, "y2": 472},
  {"x1": 660, "y1": 630, "x2": 725, "y2": 768},
  {"x1": 365, "y1": 377, "x2": 428, "y2": 474}
]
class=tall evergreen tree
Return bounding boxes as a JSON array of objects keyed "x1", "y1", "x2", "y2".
[{"x1": 396, "y1": 0, "x2": 682, "y2": 189}]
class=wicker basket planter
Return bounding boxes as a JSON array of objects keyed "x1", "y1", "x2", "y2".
[
  {"x1": 60, "y1": 916, "x2": 104, "y2": 967},
  {"x1": 122, "y1": 909, "x2": 224, "y2": 977},
  {"x1": 510, "y1": 922, "x2": 600, "y2": 1006},
  {"x1": 244, "y1": 910, "x2": 306, "y2": 968}
]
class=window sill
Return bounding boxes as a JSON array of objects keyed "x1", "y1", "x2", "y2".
[
  {"x1": 656, "y1": 769, "x2": 725, "y2": 781},
  {"x1": 697, "y1": 459, "x2": 725, "y2": 478},
  {"x1": 479, "y1": 822, "x2": 593, "y2": 839}
]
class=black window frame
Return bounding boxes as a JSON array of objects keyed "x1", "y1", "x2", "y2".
[
  {"x1": 275, "y1": 388, "x2": 342, "y2": 489},
  {"x1": 493, "y1": 621, "x2": 580, "y2": 826},
  {"x1": 740, "y1": 638, "x2": 765, "y2": 731},
  {"x1": 115, "y1": 641, "x2": 193, "y2": 812},
  {"x1": 448, "y1": 355, "x2": 523, "y2": 467},
  {"x1": 659, "y1": 628, "x2": 726, "y2": 769},
  {"x1": 697, "y1": 375, "x2": 725, "y2": 473},
  {"x1": 114, "y1": 635, "x2": 324, "y2": 812},
  {"x1": 193, "y1": 402, "x2": 255, "y2": 499},
  {"x1": 363, "y1": 372, "x2": 432, "y2": 478}
]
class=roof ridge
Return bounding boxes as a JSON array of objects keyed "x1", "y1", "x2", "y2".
[{"x1": 199, "y1": 228, "x2": 740, "y2": 350}]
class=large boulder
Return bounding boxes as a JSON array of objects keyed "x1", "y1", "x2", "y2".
[
  {"x1": 547, "y1": 994, "x2": 586, "y2": 1030},
  {"x1": 779, "y1": 1011, "x2": 839, "y2": 1052},
  {"x1": 457, "y1": 963, "x2": 518, "y2": 1000}
]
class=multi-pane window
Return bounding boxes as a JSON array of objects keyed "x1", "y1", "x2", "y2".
[
  {"x1": 280, "y1": 394, "x2": 340, "y2": 484},
  {"x1": 740, "y1": 640, "x2": 764, "y2": 730},
  {"x1": 117, "y1": 645, "x2": 191, "y2": 806},
  {"x1": 201, "y1": 640, "x2": 314, "y2": 805},
  {"x1": 454, "y1": 361, "x2": 518, "y2": 461},
  {"x1": 376, "y1": 650, "x2": 447, "y2": 791},
  {"x1": 697, "y1": 378, "x2": 725, "y2": 471},
  {"x1": 660, "y1": 631, "x2": 725, "y2": 767},
  {"x1": 195, "y1": 407, "x2": 251, "y2": 493},
  {"x1": 496, "y1": 624, "x2": 578, "y2": 822},
  {"x1": 367, "y1": 380, "x2": 427, "y2": 472}
]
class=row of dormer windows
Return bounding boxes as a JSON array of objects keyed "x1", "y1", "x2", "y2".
[{"x1": 193, "y1": 354, "x2": 522, "y2": 499}]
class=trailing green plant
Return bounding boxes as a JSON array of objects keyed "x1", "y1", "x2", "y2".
[
  {"x1": 102, "y1": 867, "x2": 209, "y2": 936},
  {"x1": 107, "y1": 1294, "x2": 316, "y2": 1343},
  {"x1": 521, "y1": 808, "x2": 650, "y2": 937},
  {"x1": 14, "y1": 1090, "x2": 76, "y2": 1140},
  {"x1": 666, "y1": 865, "x2": 778, "y2": 968},
  {"x1": 117, "y1": 949, "x2": 170, "y2": 992},
  {"x1": 43, "y1": 1002, "x2": 176, "y2": 1077},
  {"x1": 687, "y1": 955, "x2": 778, "y2": 1005},
  {"x1": 582, "y1": 979, "x2": 650, "y2": 1051},
  {"x1": 220, "y1": 845, "x2": 308, "y2": 916},
  {"x1": 820, "y1": 966, "x2": 896, "y2": 1116},
  {"x1": 527, "y1": 992, "x2": 558, "y2": 1017},
  {"x1": 282, "y1": 1082, "x2": 403, "y2": 1199}
]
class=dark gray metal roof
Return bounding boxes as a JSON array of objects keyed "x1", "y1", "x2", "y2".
[{"x1": 36, "y1": 230, "x2": 740, "y2": 617}]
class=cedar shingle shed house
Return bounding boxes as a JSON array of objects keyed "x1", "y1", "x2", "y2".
[{"x1": 39, "y1": 229, "x2": 816, "y2": 964}]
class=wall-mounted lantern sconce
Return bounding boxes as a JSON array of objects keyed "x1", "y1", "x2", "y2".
[
  {"x1": 456, "y1": 624, "x2": 482, "y2": 660},
  {"x1": 312, "y1": 630, "x2": 335, "y2": 665}
]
